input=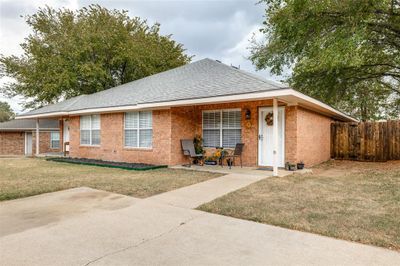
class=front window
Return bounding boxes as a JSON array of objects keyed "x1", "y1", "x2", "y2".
[
  {"x1": 124, "y1": 111, "x2": 153, "y2": 148},
  {"x1": 80, "y1": 115, "x2": 100, "y2": 145},
  {"x1": 203, "y1": 109, "x2": 241, "y2": 148},
  {"x1": 50, "y1": 132, "x2": 60, "y2": 149}
]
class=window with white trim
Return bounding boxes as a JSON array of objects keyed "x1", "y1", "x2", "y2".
[
  {"x1": 80, "y1": 115, "x2": 100, "y2": 145},
  {"x1": 50, "y1": 132, "x2": 60, "y2": 149},
  {"x1": 124, "y1": 111, "x2": 152, "y2": 148},
  {"x1": 203, "y1": 109, "x2": 241, "y2": 148}
]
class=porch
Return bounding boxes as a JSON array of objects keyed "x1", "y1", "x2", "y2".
[{"x1": 171, "y1": 98, "x2": 288, "y2": 176}]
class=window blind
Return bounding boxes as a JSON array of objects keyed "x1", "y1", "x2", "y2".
[
  {"x1": 125, "y1": 111, "x2": 153, "y2": 148},
  {"x1": 203, "y1": 110, "x2": 241, "y2": 148},
  {"x1": 50, "y1": 132, "x2": 60, "y2": 149},
  {"x1": 80, "y1": 115, "x2": 101, "y2": 145}
]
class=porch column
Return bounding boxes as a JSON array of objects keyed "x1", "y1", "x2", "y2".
[
  {"x1": 273, "y1": 98, "x2": 278, "y2": 176},
  {"x1": 35, "y1": 118, "x2": 40, "y2": 155}
]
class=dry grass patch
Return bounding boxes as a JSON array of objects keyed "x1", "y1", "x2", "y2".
[
  {"x1": 198, "y1": 160, "x2": 400, "y2": 250},
  {"x1": 0, "y1": 158, "x2": 222, "y2": 200}
]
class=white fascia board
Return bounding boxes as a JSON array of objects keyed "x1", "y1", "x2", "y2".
[
  {"x1": 0, "y1": 128, "x2": 60, "y2": 130},
  {"x1": 15, "y1": 88, "x2": 356, "y2": 122},
  {"x1": 67, "y1": 89, "x2": 294, "y2": 115},
  {"x1": 15, "y1": 112, "x2": 68, "y2": 119},
  {"x1": 290, "y1": 90, "x2": 358, "y2": 122}
]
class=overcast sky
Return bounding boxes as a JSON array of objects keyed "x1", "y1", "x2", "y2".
[{"x1": 0, "y1": 0, "x2": 285, "y2": 113}]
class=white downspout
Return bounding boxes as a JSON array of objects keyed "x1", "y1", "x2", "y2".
[{"x1": 273, "y1": 98, "x2": 278, "y2": 176}]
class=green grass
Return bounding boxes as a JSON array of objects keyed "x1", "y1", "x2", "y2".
[
  {"x1": 198, "y1": 160, "x2": 400, "y2": 250},
  {"x1": 0, "y1": 158, "x2": 222, "y2": 200}
]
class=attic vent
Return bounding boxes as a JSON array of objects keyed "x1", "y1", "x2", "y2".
[
  {"x1": 215, "y1": 60, "x2": 222, "y2": 63},
  {"x1": 231, "y1": 64, "x2": 240, "y2": 69}
]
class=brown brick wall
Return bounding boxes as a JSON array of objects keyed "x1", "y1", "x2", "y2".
[
  {"x1": 69, "y1": 110, "x2": 171, "y2": 165},
  {"x1": 32, "y1": 132, "x2": 61, "y2": 154},
  {"x1": 0, "y1": 131, "x2": 60, "y2": 155},
  {"x1": 296, "y1": 107, "x2": 333, "y2": 166},
  {"x1": 65, "y1": 101, "x2": 333, "y2": 167},
  {"x1": 170, "y1": 107, "x2": 196, "y2": 165},
  {"x1": 285, "y1": 106, "x2": 298, "y2": 164},
  {"x1": 0, "y1": 132, "x2": 25, "y2": 155}
]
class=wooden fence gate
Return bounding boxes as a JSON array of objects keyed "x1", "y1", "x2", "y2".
[{"x1": 331, "y1": 120, "x2": 400, "y2": 162}]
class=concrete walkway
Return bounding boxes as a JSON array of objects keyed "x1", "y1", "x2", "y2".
[
  {"x1": 1, "y1": 187, "x2": 399, "y2": 266},
  {"x1": 147, "y1": 173, "x2": 268, "y2": 208},
  {"x1": 154, "y1": 165, "x2": 307, "y2": 208}
]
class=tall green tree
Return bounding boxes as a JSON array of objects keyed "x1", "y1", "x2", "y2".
[
  {"x1": 250, "y1": 0, "x2": 400, "y2": 121},
  {"x1": 0, "y1": 101, "x2": 15, "y2": 122},
  {"x1": 0, "y1": 5, "x2": 191, "y2": 109}
]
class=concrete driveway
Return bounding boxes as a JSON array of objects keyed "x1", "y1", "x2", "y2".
[{"x1": 1, "y1": 186, "x2": 399, "y2": 265}]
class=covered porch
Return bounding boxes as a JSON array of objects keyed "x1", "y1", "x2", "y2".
[
  {"x1": 31, "y1": 118, "x2": 69, "y2": 157},
  {"x1": 171, "y1": 98, "x2": 287, "y2": 176}
]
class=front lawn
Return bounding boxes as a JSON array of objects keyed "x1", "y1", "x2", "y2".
[
  {"x1": 198, "y1": 160, "x2": 400, "y2": 250},
  {"x1": 0, "y1": 158, "x2": 222, "y2": 200}
]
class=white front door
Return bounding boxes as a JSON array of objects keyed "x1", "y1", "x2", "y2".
[
  {"x1": 25, "y1": 132, "x2": 32, "y2": 155},
  {"x1": 63, "y1": 119, "x2": 69, "y2": 143},
  {"x1": 258, "y1": 107, "x2": 285, "y2": 167}
]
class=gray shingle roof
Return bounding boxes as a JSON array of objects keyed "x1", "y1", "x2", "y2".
[
  {"x1": 0, "y1": 119, "x2": 59, "y2": 131},
  {"x1": 19, "y1": 58, "x2": 288, "y2": 117}
]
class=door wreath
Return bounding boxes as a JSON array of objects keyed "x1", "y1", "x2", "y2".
[{"x1": 265, "y1": 112, "x2": 273, "y2": 126}]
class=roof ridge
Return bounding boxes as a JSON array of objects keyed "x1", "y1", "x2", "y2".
[
  {"x1": 85, "y1": 59, "x2": 211, "y2": 98},
  {"x1": 62, "y1": 94, "x2": 87, "y2": 111},
  {"x1": 212, "y1": 59, "x2": 288, "y2": 89}
]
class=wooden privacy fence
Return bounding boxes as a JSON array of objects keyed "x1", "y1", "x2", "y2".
[{"x1": 331, "y1": 120, "x2": 400, "y2": 162}]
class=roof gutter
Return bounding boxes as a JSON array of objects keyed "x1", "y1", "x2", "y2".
[
  {"x1": 290, "y1": 90, "x2": 357, "y2": 122},
  {"x1": 0, "y1": 128, "x2": 60, "y2": 131},
  {"x1": 16, "y1": 111, "x2": 68, "y2": 120},
  {"x1": 16, "y1": 88, "x2": 357, "y2": 122}
]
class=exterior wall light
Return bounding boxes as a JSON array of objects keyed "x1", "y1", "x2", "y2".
[{"x1": 245, "y1": 109, "x2": 251, "y2": 120}]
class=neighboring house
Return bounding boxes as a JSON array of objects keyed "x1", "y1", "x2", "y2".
[
  {"x1": 0, "y1": 119, "x2": 61, "y2": 156},
  {"x1": 17, "y1": 58, "x2": 356, "y2": 172}
]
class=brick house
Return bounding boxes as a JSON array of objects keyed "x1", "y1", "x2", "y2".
[
  {"x1": 0, "y1": 119, "x2": 61, "y2": 156},
  {"x1": 17, "y1": 59, "x2": 356, "y2": 174}
]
